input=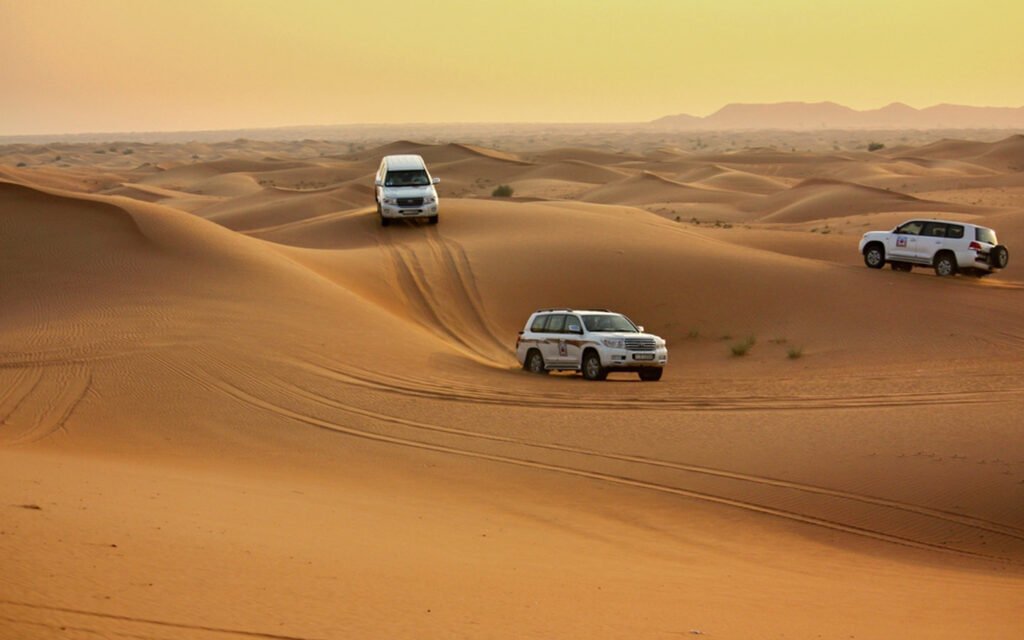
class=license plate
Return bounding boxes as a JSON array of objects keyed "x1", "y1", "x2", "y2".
[{"x1": 633, "y1": 354, "x2": 654, "y2": 361}]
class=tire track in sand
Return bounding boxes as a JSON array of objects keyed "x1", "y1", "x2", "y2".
[
  {"x1": 185, "y1": 355, "x2": 1023, "y2": 562},
  {"x1": 285, "y1": 355, "x2": 1019, "y2": 413},
  {"x1": 0, "y1": 600, "x2": 324, "y2": 640},
  {"x1": 0, "y1": 366, "x2": 92, "y2": 445},
  {"x1": 378, "y1": 229, "x2": 512, "y2": 365}
]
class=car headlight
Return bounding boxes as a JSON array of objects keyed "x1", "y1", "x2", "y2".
[
  {"x1": 602, "y1": 338, "x2": 625, "y2": 349},
  {"x1": 423, "y1": 196, "x2": 436, "y2": 204},
  {"x1": 383, "y1": 198, "x2": 396, "y2": 205},
  {"x1": 656, "y1": 338, "x2": 666, "y2": 347}
]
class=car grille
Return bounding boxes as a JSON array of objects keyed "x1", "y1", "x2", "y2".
[
  {"x1": 625, "y1": 338, "x2": 656, "y2": 351},
  {"x1": 397, "y1": 197, "x2": 424, "y2": 207}
]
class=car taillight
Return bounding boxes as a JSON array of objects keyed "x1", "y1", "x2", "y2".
[{"x1": 969, "y1": 241, "x2": 983, "y2": 251}]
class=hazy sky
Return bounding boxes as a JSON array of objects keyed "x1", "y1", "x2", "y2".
[{"x1": 2, "y1": 0, "x2": 1022, "y2": 135}]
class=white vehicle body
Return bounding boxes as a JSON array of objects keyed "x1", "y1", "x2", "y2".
[
  {"x1": 515, "y1": 309, "x2": 668, "y2": 381},
  {"x1": 858, "y1": 219, "x2": 1009, "y2": 277},
  {"x1": 374, "y1": 154, "x2": 440, "y2": 226}
]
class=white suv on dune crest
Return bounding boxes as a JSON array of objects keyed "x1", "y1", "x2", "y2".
[
  {"x1": 515, "y1": 309, "x2": 668, "y2": 381},
  {"x1": 859, "y1": 219, "x2": 1009, "y2": 277},
  {"x1": 374, "y1": 154, "x2": 440, "y2": 226}
]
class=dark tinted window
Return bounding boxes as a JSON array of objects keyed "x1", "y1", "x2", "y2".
[
  {"x1": 947, "y1": 224, "x2": 964, "y2": 239},
  {"x1": 976, "y1": 227, "x2": 998, "y2": 245},
  {"x1": 530, "y1": 315, "x2": 549, "y2": 332},
  {"x1": 922, "y1": 222, "x2": 948, "y2": 237}
]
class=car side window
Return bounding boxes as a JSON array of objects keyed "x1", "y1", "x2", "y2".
[
  {"x1": 530, "y1": 315, "x2": 549, "y2": 333},
  {"x1": 546, "y1": 314, "x2": 567, "y2": 334},
  {"x1": 896, "y1": 221, "x2": 925, "y2": 235},
  {"x1": 922, "y1": 222, "x2": 947, "y2": 238},
  {"x1": 947, "y1": 225, "x2": 964, "y2": 239}
]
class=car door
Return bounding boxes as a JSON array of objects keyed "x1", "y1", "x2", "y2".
[
  {"x1": 561, "y1": 315, "x2": 585, "y2": 368},
  {"x1": 917, "y1": 221, "x2": 949, "y2": 263},
  {"x1": 538, "y1": 314, "x2": 567, "y2": 365},
  {"x1": 888, "y1": 220, "x2": 924, "y2": 260}
]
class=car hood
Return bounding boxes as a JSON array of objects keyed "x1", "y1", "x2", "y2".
[
  {"x1": 596, "y1": 332, "x2": 663, "y2": 342},
  {"x1": 382, "y1": 186, "x2": 435, "y2": 198}
]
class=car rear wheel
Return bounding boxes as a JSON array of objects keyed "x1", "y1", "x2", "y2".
[
  {"x1": 638, "y1": 368, "x2": 663, "y2": 382},
  {"x1": 581, "y1": 351, "x2": 607, "y2": 381},
  {"x1": 990, "y1": 245, "x2": 1009, "y2": 269},
  {"x1": 934, "y1": 252, "x2": 957, "y2": 277},
  {"x1": 526, "y1": 349, "x2": 548, "y2": 375},
  {"x1": 863, "y1": 243, "x2": 885, "y2": 269}
]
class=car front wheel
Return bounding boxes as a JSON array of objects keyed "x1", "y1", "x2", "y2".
[
  {"x1": 581, "y1": 351, "x2": 607, "y2": 381},
  {"x1": 863, "y1": 244, "x2": 885, "y2": 269}
]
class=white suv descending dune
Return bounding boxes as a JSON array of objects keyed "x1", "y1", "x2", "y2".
[
  {"x1": 515, "y1": 309, "x2": 668, "y2": 381},
  {"x1": 374, "y1": 154, "x2": 440, "y2": 226},
  {"x1": 859, "y1": 219, "x2": 1009, "y2": 277}
]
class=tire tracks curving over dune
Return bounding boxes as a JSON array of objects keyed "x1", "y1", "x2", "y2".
[
  {"x1": 281, "y1": 355, "x2": 1021, "y2": 412},
  {"x1": 181, "y1": 350, "x2": 1023, "y2": 562},
  {"x1": 0, "y1": 600, "x2": 325, "y2": 640},
  {"x1": 377, "y1": 227, "x2": 514, "y2": 365},
  {"x1": 0, "y1": 365, "x2": 91, "y2": 445}
]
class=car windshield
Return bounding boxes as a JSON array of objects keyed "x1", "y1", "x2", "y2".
[
  {"x1": 582, "y1": 314, "x2": 638, "y2": 333},
  {"x1": 385, "y1": 170, "x2": 430, "y2": 187}
]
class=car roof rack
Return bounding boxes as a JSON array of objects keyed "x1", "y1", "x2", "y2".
[{"x1": 533, "y1": 308, "x2": 612, "y2": 313}]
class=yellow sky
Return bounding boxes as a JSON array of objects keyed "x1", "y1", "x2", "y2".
[{"x1": 1, "y1": 0, "x2": 1022, "y2": 135}]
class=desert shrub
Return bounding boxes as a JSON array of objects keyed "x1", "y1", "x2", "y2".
[
  {"x1": 868, "y1": 142, "x2": 885, "y2": 152},
  {"x1": 16, "y1": 162, "x2": 27, "y2": 167},
  {"x1": 787, "y1": 346, "x2": 804, "y2": 359},
  {"x1": 122, "y1": 148, "x2": 134, "y2": 155},
  {"x1": 687, "y1": 329, "x2": 700, "y2": 339},
  {"x1": 492, "y1": 184, "x2": 514, "y2": 197},
  {"x1": 730, "y1": 335, "x2": 756, "y2": 357}
]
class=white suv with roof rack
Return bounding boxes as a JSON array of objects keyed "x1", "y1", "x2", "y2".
[
  {"x1": 374, "y1": 154, "x2": 440, "y2": 226},
  {"x1": 515, "y1": 309, "x2": 668, "y2": 381},
  {"x1": 859, "y1": 219, "x2": 1009, "y2": 277}
]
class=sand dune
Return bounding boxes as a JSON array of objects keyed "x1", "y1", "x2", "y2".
[
  {"x1": 746, "y1": 177, "x2": 977, "y2": 223},
  {"x1": 2, "y1": 133, "x2": 1023, "y2": 639},
  {"x1": 581, "y1": 171, "x2": 742, "y2": 205}
]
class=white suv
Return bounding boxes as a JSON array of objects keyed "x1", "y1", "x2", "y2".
[
  {"x1": 374, "y1": 154, "x2": 440, "y2": 226},
  {"x1": 859, "y1": 219, "x2": 1009, "y2": 277},
  {"x1": 515, "y1": 309, "x2": 668, "y2": 381}
]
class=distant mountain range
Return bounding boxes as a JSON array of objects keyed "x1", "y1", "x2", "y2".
[{"x1": 652, "y1": 102, "x2": 1024, "y2": 130}]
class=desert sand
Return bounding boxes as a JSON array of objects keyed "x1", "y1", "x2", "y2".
[{"x1": 2, "y1": 133, "x2": 1023, "y2": 639}]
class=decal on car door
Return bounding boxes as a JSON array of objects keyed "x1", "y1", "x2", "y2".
[
  {"x1": 896, "y1": 236, "x2": 908, "y2": 248},
  {"x1": 558, "y1": 340, "x2": 568, "y2": 357}
]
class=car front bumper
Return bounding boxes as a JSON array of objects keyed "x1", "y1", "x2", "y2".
[
  {"x1": 381, "y1": 203, "x2": 439, "y2": 218},
  {"x1": 605, "y1": 348, "x2": 668, "y2": 368}
]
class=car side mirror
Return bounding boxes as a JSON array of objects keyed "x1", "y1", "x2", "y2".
[
  {"x1": 374, "y1": 178, "x2": 383, "y2": 187},
  {"x1": 637, "y1": 325, "x2": 645, "y2": 332},
  {"x1": 432, "y1": 177, "x2": 441, "y2": 185},
  {"x1": 567, "y1": 324, "x2": 582, "y2": 334}
]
